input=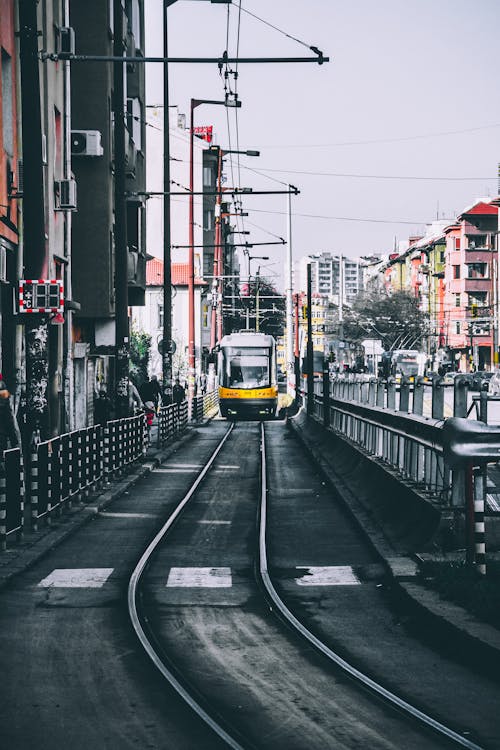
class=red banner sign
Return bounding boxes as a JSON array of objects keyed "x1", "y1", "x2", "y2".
[{"x1": 193, "y1": 125, "x2": 213, "y2": 143}]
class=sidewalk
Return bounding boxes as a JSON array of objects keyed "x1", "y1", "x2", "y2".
[
  {"x1": 0, "y1": 425, "x2": 196, "y2": 591},
  {"x1": 288, "y1": 406, "x2": 500, "y2": 676}
]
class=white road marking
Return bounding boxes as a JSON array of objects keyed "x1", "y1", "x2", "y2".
[
  {"x1": 197, "y1": 520, "x2": 231, "y2": 525},
  {"x1": 166, "y1": 567, "x2": 232, "y2": 588},
  {"x1": 296, "y1": 566, "x2": 360, "y2": 586},
  {"x1": 155, "y1": 468, "x2": 200, "y2": 473},
  {"x1": 38, "y1": 568, "x2": 114, "y2": 588},
  {"x1": 99, "y1": 511, "x2": 157, "y2": 519}
]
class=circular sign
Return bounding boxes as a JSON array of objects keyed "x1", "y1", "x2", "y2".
[{"x1": 158, "y1": 339, "x2": 176, "y2": 355}]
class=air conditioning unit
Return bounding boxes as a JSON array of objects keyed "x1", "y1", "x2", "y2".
[
  {"x1": 71, "y1": 130, "x2": 103, "y2": 157},
  {"x1": 58, "y1": 27, "x2": 75, "y2": 58},
  {"x1": 56, "y1": 179, "x2": 77, "y2": 210}
]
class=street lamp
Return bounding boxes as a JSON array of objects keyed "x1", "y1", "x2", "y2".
[
  {"x1": 208, "y1": 147, "x2": 259, "y2": 349},
  {"x1": 188, "y1": 97, "x2": 241, "y2": 410}
]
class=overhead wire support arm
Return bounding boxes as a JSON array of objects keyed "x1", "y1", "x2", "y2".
[
  {"x1": 127, "y1": 188, "x2": 300, "y2": 197},
  {"x1": 40, "y1": 53, "x2": 329, "y2": 65},
  {"x1": 171, "y1": 240, "x2": 286, "y2": 249}
]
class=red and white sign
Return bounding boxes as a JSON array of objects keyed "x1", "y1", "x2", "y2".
[
  {"x1": 19, "y1": 280, "x2": 64, "y2": 313},
  {"x1": 193, "y1": 125, "x2": 213, "y2": 143}
]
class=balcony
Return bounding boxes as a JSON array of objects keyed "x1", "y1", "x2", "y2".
[{"x1": 463, "y1": 278, "x2": 490, "y2": 293}]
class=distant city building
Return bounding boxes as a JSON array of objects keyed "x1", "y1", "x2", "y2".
[{"x1": 294, "y1": 252, "x2": 363, "y2": 305}]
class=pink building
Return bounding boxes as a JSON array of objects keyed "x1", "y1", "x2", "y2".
[{"x1": 443, "y1": 201, "x2": 498, "y2": 371}]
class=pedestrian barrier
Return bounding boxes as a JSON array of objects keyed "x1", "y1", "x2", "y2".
[
  {"x1": 190, "y1": 389, "x2": 219, "y2": 422},
  {"x1": 300, "y1": 372, "x2": 500, "y2": 574},
  {"x1": 157, "y1": 401, "x2": 188, "y2": 445},
  {"x1": 0, "y1": 403, "x2": 192, "y2": 550},
  {"x1": 0, "y1": 448, "x2": 24, "y2": 550}
]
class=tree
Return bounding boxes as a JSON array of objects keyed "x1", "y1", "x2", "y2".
[
  {"x1": 129, "y1": 329, "x2": 151, "y2": 386},
  {"x1": 343, "y1": 289, "x2": 429, "y2": 351}
]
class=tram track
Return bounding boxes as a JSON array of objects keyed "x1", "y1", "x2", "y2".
[{"x1": 127, "y1": 420, "x2": 490, "y2": 749}]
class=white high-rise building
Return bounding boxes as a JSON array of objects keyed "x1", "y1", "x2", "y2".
[{"x1": 294, "y1": 252, "x2": 363, "y2": 305}]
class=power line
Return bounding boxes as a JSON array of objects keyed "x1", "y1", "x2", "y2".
[
  {"x1": 260, "y1": 122, "x2": 500, "y2": 149},
  {"x1": 239, "y1": 6, "x2": 316, "y2": 52},
  {"x1": 249, "y1": 167, "x2": 498, "y2": 182},
  {"x1": 247, "y1": 207, "x2": 427, "y2": 225}
]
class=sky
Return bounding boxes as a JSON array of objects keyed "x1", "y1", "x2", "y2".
[{"x1": 145, "y1": 0, "x2": 500, "y2": 289}]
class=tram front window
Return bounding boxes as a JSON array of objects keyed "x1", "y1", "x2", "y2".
[{"x1": 223, "y1": 348, "x2": 270, "y2": 388}]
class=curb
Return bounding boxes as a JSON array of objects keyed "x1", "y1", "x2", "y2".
[
  {"x1": 288, "y1": 409, "x2": 500, "y2": 677},
  {"x1": 0, "y1": 428, "x2": 196, "y2": 591}
]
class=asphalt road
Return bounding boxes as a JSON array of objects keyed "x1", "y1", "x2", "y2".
[{"x1": 1, "y1": 417, "x2": 499, "y2": 749}]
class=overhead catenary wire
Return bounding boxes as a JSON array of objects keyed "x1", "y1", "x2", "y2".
[
  {"x1": 247, "y1": 207, "x2": 428, "y2": 225},
  {"x1": 260, "y1": 122, "x2": 500, "y2": 149},
  {"x1": 247, "y1": 167, "x2": 498, "y2": 182}
]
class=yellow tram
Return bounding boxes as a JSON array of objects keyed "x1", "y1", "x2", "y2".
[{"x1": 218, "y1": 332, "x2": 278, "y2": 419}]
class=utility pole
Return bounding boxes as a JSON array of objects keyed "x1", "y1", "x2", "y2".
[
  {"x1": 162, "y1": 0, "x2": 174, "y2": 405},
  {"x1": 19, "y1": 0, "x2": 50, "y2": 442},
  {"x1": 306, "y1": 264, "x2": 314, "y2": 414},
  {"x1": 113, "y1": 0, "x2": 129, "y2": 417},
  {"x1": 286, "y1": 186, "x2": 295, "y2": 396}
]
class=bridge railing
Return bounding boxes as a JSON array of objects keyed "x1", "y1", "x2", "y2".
[{"x1": 301, "y1": 372, "x2": 500, "y2": 574}]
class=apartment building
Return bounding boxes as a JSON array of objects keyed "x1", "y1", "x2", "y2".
[
  {"x1": 294, "y1": 252, "x2": 363, "y2": 304},
  {"x1": 71, "y1": 0, "x2": 147, "y2": 426},
  {"x1": 443, "y1": 201, "x2": 498, "y2": 371}
]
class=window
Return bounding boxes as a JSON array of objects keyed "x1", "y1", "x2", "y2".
[
  {"x1": 1, "y1": 50, "x2": 13, "y2": 157},
  {"x1": 158, "y1": 303, "x2": 163, "y2": 329},
  {"x1": 468, "y1": 292, "x2": 487, "y2": 308},
  {"x1": 125, "y1": 0, "x2": 141, "y2": 48},
  {"x1": 203, "y1": 166, "x2": 214, "y2": 187},
  {"x1": 467, "y1": 263, "x2": 487, "y2": 279},
  {"x1": 454, "y1": 238, "x2": 461, "y2": 251},
  {"x1": 456, "y1": 321, "x2": 460, "y2": 334},
  {"x1": 453, "y1": 265, "x2": 460, "y2": 279},
  {"x1": 455, "y1": 294, "x2": 460, "y2": 307},
  {"x1": 126, "y1": 97, "x2": 142, "y2": 150},
  {"x1": 54, "y1": 106, "x2": 62, "y2": 178},
  {"x1": 468, "y1": 236, "x2": 487, "y2": 249},
  {"x1": 203, "y1": 209, "x2": 213, "y2": 231}
]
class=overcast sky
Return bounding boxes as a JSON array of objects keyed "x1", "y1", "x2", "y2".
[{"x1": 145, "y1": 0, "x2": 500, "y2": 287}]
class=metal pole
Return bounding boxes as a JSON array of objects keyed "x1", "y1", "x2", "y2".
[
  {"x1": 338, "y1": 253, "x2": 344, "y2": 341},
  {"x1": 113, "y1": 0, "x2": 130, "y2": 417},
  {"x1": 306, "y1": 264, "x2": 314, "y2": 414},
  {"x1": 162, "y1": 1, "x2": 173, "y2": 405},
  {"x1": 286, "y1": 187, "x2": 294, "y2": 396},
  {"x1": 256, "y1": 268, "x2": 260, "y2": 332},
  {"x1": 210, "y1": 148, "x2": 222, "y2": 350},
  {"x1": 19, "y1": 0, "x2": 50, "y2": 442},
  {"x1": 188, "y1": 99, "x2": 196, "y2": 411},
  {"x1": 246, "y1": 254, "x2": 251, "y2": 329},
  {"x1": 294, "y1": 294, "x2": 301, "y2": 402}
]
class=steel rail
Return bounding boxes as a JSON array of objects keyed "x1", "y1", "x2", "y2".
[
  {"x1": 127, "y1": 422, "x2": 245, "y2": 750},
  {"x1": 258, "y1": 422, "x2": 484, "y2": 750}
]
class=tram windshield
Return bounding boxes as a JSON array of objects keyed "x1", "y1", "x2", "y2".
[{"x1": 221, "y1": 347, "x2": 270, "y2": 389}]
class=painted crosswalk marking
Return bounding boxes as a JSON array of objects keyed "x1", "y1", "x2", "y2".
[
  {"x1": 38, "y1": 568, "x2": 114, "y2": 588},
  {"x1": 197, "y1": 520, "x2": 231, "y2": 525},
  {"x1": 296, "y1": 566, "x2": 360, "y2": 586},
  {"x1": 99, "y1": 511, "x2": 157, "y2": 519},
  {"x1": 166, "y1": 567, "x2": 232, "y2": 588}
]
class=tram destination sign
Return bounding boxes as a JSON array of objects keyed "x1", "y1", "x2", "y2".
[{"x1": 18, "y1": 279, "x2": 64, "y2": 313}]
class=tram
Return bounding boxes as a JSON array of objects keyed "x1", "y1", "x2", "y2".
[{"x1": 218, "y1": 331, "x2": 278, "y2": 418}]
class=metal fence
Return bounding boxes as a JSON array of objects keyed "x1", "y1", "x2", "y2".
[
  {"x1": 309, "y1": 377, "x2": 450, "y2": 502},
  {"x1": 0, "y1": 397, "x2": 202, "y2": 550},
  {"x1": 300, "y1": 372, "x2": 500, "y2": 572}
]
